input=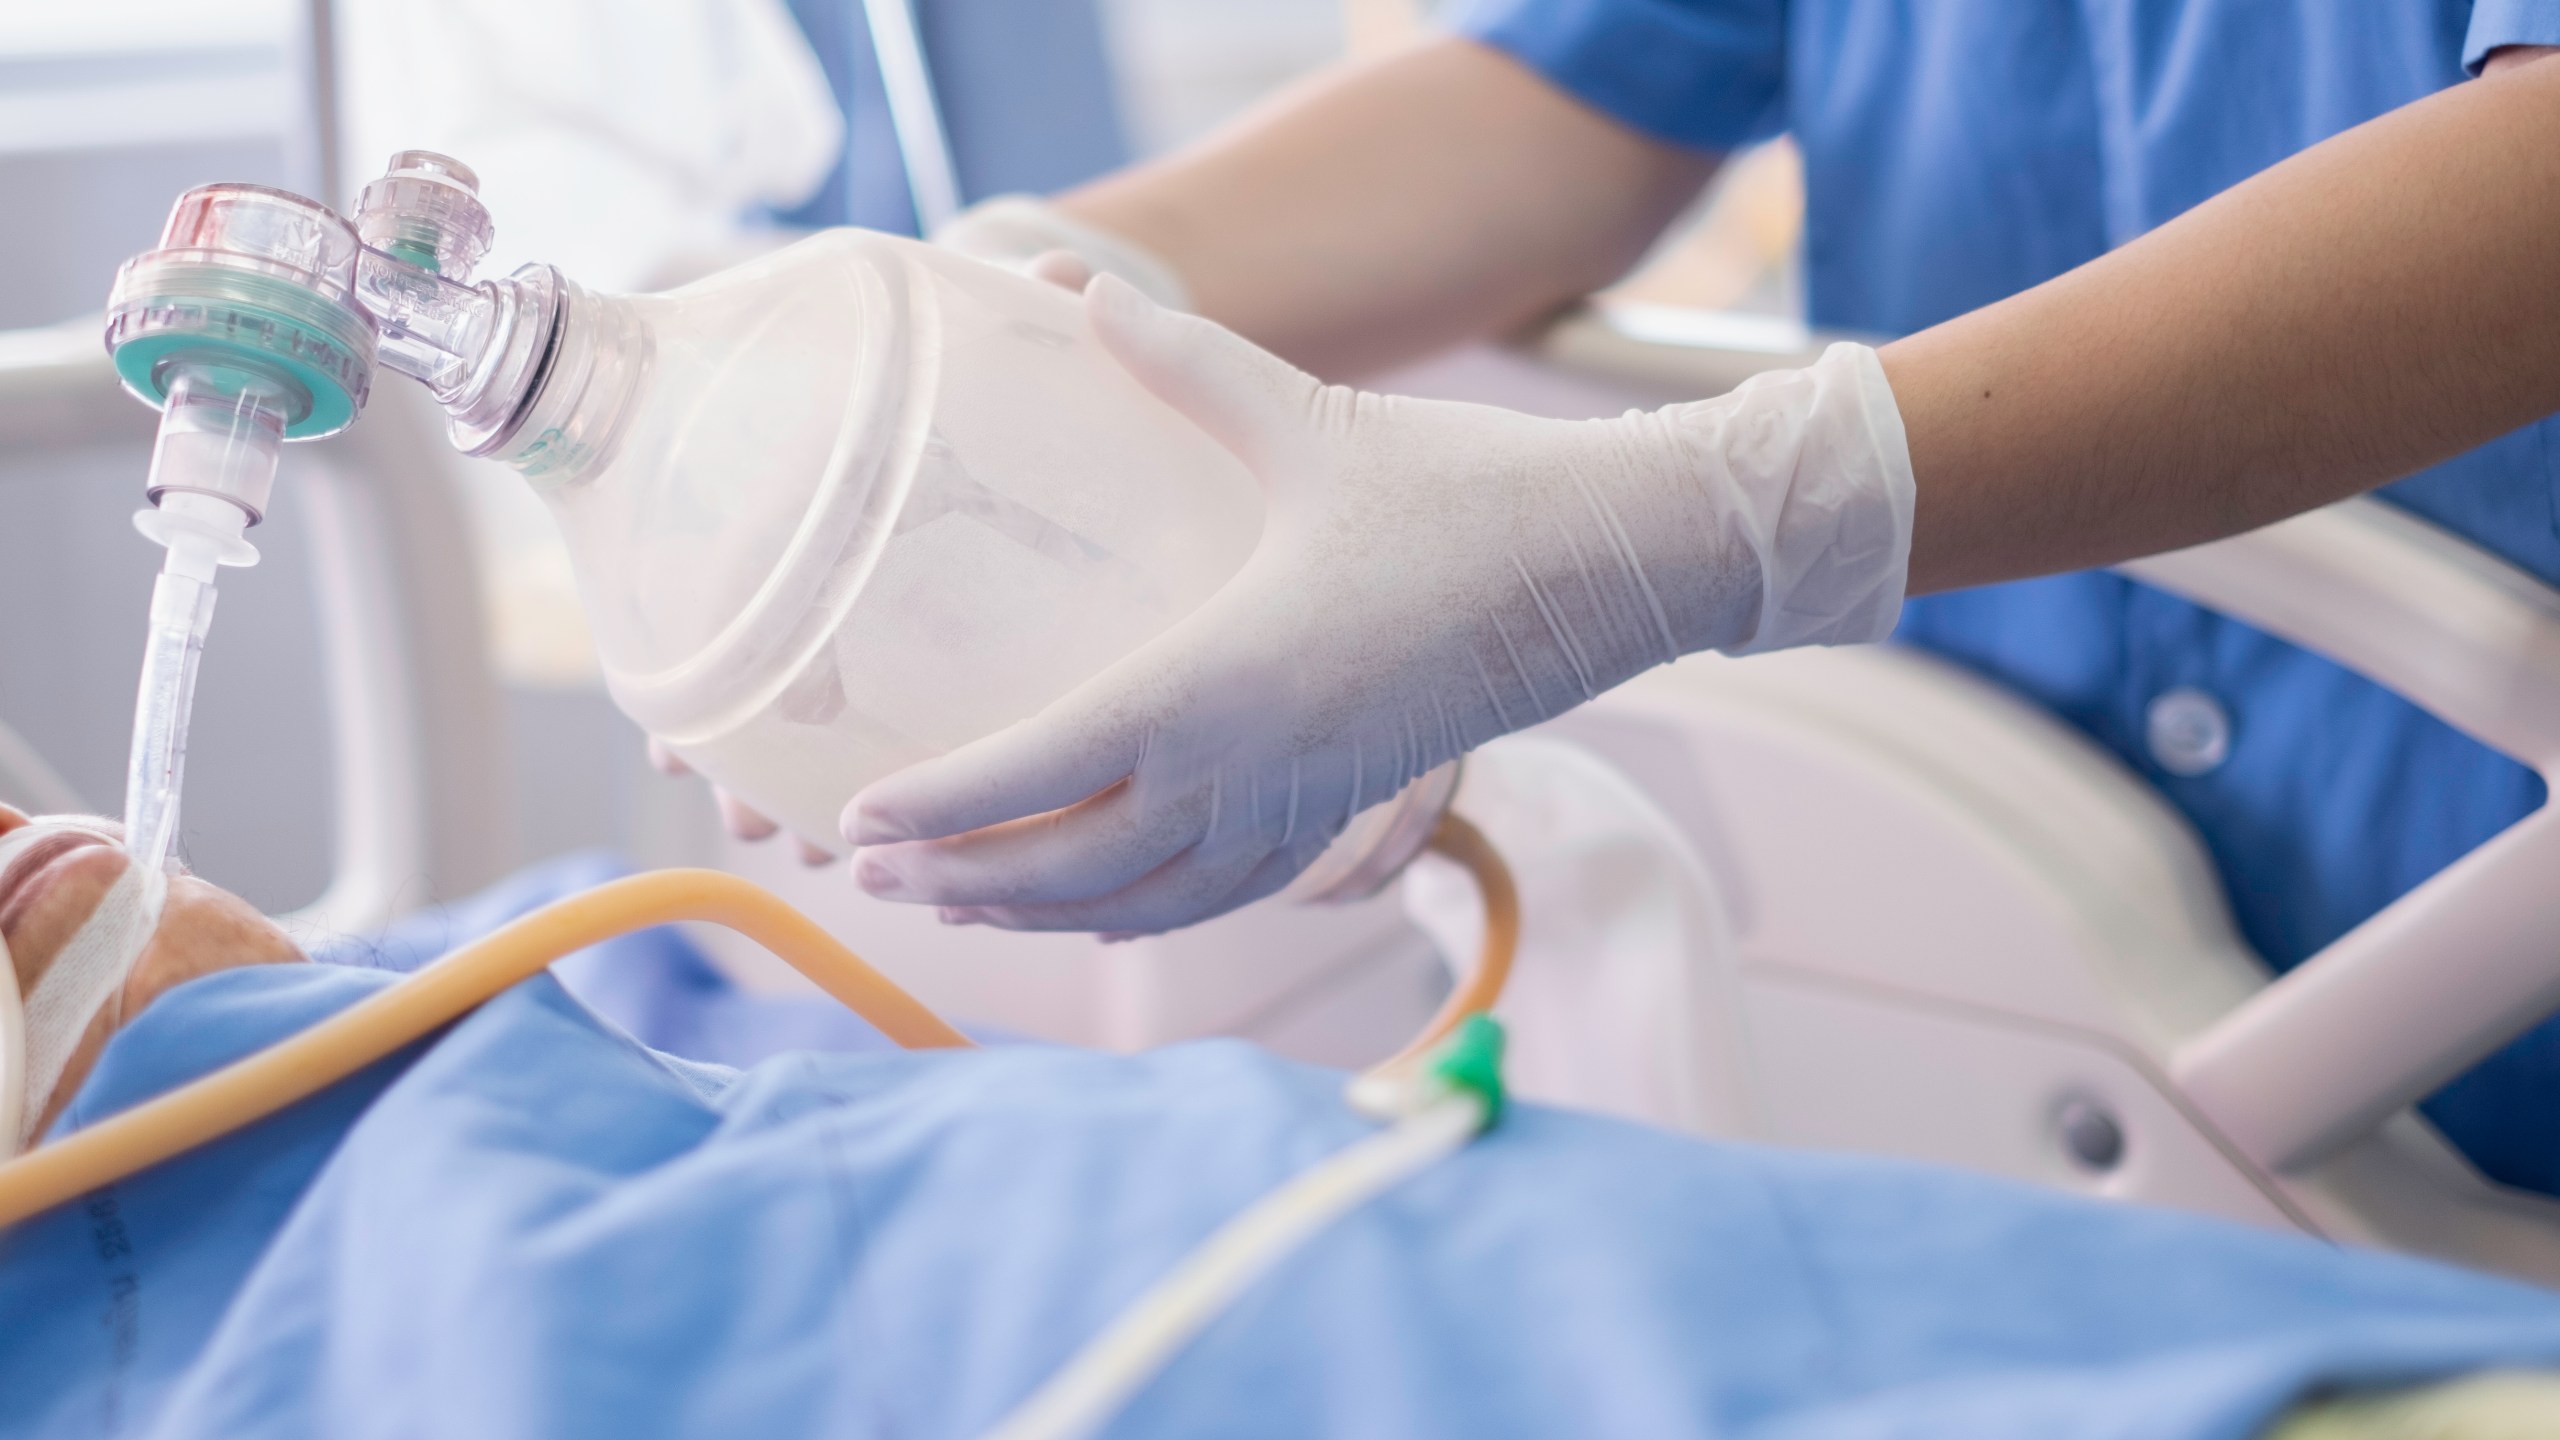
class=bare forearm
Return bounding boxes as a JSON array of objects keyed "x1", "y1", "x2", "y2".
[
  {"x1": 1058, "y1": 38, "x2": 1717, "y2": 378},
  {"x1": 1887, "y1": 51, "x2": 2560, "y2": 594}
]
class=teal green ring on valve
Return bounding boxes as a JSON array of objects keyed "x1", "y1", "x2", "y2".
[
  {"x1": 110, "y1": 334, "x2": 351, "y2": 438},
  {"x1": 105, "y1": 264, "x2": 375, "y2": 439}
]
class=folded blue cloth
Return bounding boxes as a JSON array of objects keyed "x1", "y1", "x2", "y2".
[{"x1": 7, "y1": 859, "x2": 2560, "y2": 1439}]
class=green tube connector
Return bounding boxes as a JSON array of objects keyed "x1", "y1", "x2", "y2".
[{"x1": 1425, "y1": 1013, "x2": 1508, "y2": 1127}]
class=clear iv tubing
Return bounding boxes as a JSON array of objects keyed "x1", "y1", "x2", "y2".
[
  {"x1": 123, "y1": 569, "x2": 215, "y2": 874},
  {"x1": 123, "y1": 372, "x2": 285, "y2": 874}
]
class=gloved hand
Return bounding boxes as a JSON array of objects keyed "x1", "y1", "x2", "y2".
[
  {"x1": 931, "y1": 194, "x2": 1192, "y2": 309},
  {"x1": 650, "y1": 197, "x2": 1191, "y2": 862},
  {"x1": 844, "y1": 276, "x2": 1915, "y2": 934}
]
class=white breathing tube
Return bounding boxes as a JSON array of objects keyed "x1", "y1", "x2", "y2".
[
  {"x1": 124, "y1": 371, "x2": 277, "y2": 877},
  {"x1": 0, "y1": 820, "x2": 169, "y2": 1154},
  {"x1": 123, "y1": 501, "x2": 241, "y2": 877},
  {"x1": 980, "y1": 1067, "x2": 1498, "y2": 1440}
]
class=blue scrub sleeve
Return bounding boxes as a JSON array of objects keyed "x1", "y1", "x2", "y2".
[
  {"x1": 2464, "y1": 0, "x2": 2560, "y2": 73},
  {"x1": 1450, "y1": 0, "x2": 1788, "y2": 151}
]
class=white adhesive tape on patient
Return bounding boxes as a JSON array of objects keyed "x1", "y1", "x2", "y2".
[
  {"x1": 0, "y1": 821, "x2": 167, "y2": 1153},
  {"x1": 0, "y1": 923, "x2": 22, "y2": 1162}
]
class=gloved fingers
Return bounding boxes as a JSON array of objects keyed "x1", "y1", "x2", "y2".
[
  {"x1": 1024, "y1": 249, "x2": 1093, "y2": 291},
  {"x1": 935, "y1": 828, "x2": 1305, "y2": 936},
  {"x1": 852, "y1": 775, "x2": 1209, "y2": 907},
  {"x1": 650, "y1": 738, "x2": 789, "y2": 843},
  {"x1": 1088, "y1": 831, "x2": 1334, "y2": 939},
  {"x1": 1085, "y1": 273, "x2": 1322, "y2": 484},
  {"x1": 846, "y1": 514, "x2": 1319, "y2": 857},
  {"x1": 843, "y1": 692, "x2": 1152, "y2": 846},
  {"x1": 718, "y1": 791, "x2": 780, "y2": 842}
]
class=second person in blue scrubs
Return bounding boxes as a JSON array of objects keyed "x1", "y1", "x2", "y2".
[{"x1": 1455, "y1": 2, "x2": 2560, "y2": 1191}]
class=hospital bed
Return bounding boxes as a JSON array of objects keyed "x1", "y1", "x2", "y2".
[
  {"x1": 12, "y1": 282, "x2": 2558, "y2": 1285},
  {"x1": 6, "y1": 3, "x2": 2560, "y2": 1299}
]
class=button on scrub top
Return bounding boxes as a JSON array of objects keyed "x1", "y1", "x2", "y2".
[{"x1": 1455, "y1": 0, "x2": 2560, "y2": 1194}]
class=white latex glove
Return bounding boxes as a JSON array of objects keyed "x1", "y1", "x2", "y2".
[
  {"x1": 932, "y1": 195, "x2": 1192, "y2": 310},
  {"x1": 845, "y1": 276, "x2": 1914, "y2": 935}
]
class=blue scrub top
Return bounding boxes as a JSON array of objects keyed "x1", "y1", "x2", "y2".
[{"x1": 1456, "y1": 0, "x2": 2560, "y2": 1195}]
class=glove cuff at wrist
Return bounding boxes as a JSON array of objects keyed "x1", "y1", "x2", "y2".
[{"x1": 1674, "y1": 341, "x2": 1916, "y2": 655}]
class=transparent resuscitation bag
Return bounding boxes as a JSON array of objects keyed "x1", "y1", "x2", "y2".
[
  {"x1": 104, "y1": 153, "x2": 1453, "y2": 902},
  {"x1": 514, "y1": 231, "x2": 1264, "y2": 845}
]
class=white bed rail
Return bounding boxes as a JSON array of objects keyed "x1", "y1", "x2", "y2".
[
  {"x1": 1518, "y1": 304, "x2": 2560, "y2": 1180},
  {"x1": 2128, "y1": 507, "x2": 2560, "y2": 1172}
]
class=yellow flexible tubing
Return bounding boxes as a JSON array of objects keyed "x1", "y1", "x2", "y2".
[
  {"x1": 0, "y1": 869, "x2": 960, "y2": 1230},
  {"x1": 1375, "y1": 813, "x2": 1517, "y2": 1076},
  {"x1": 0, "y1": 820, "x2": 1516, "y2": 1232}
]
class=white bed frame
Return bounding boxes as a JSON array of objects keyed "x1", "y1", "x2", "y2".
[{"x1": 4, "y1": 0, "x2": 2555, "y2": 1284}]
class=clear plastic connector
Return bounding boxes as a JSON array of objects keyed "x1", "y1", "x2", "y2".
[
  {"x1": 103, "y1": 152, "x2": 568, "y2": 872},
  {"x1": 351, "y1": 152, "x2": 563, "y2": 453},
  {"x1": 354, "y1": 150, "x2": 495, "y2": 280},
  {"x1": 152, "y1": 183, "x2": 363, "y2": 302},
  {"x1": 122, "y1": 366, "x2": 290, "y2": 873},
  {"x1": 102, "y1": 183, "x2": 375, "y2": 438}
]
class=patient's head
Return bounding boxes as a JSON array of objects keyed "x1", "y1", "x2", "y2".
[{"x1": 1, "y1": 804, "x2": 300, "y2": 1137}]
